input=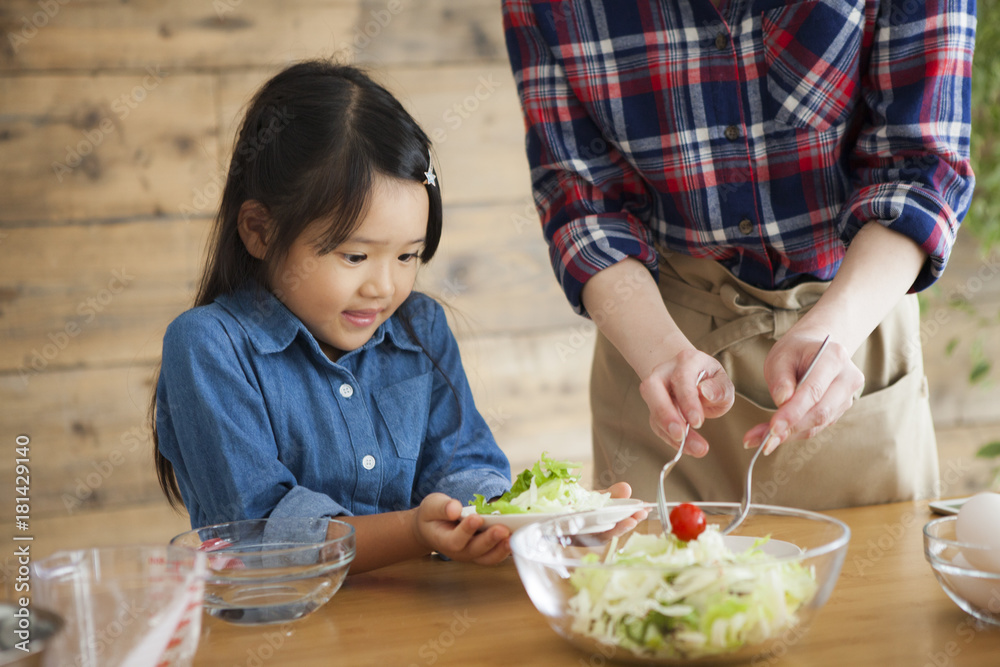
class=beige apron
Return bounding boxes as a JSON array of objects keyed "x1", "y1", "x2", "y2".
[{"x1": 590, "y1": 251, "x2": 939, "y2": 511}]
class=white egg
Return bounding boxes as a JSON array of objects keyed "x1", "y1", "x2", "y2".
[
  {"x1": 945, "y1": 554, "x2": 1000, "y2": 610},
  {"x1": 955, "y1": 492, "x2": 1000, "y2": 573}
]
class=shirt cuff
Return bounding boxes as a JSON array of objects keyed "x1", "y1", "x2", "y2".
[
  {"x1": 257, "y1": 488, "x2": 351, "y2": 567},
  {"x1": 435, "y1": 469, "x2": 511, "y2": 506},
  {"x1": 839, "y1": 183, "x2": 958, "y2": 292},
  {"x1": 269, "y1": 485, "x2": 351, "y2": 521},
  {"x1": 551, "y1": 214, "x2": 660, "y2": 316}
]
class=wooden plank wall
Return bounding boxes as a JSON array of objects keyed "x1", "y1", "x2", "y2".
[
  {"x1": 0, "y1": 0, "x2": 591, "y2": 530},
  {"x1": 1, "y1": 0, "x2": 997, "y2": 543}
]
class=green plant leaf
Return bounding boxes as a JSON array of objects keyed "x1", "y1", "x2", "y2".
[
  {"x1": 945, "y1": 338, "x2": 959, "y2": 356},
  {"x1": 976, "y1": 441, "x2": 1000, "y2": 459},
  {"x1": 963, "y1": 0, "x2": 1000, "y2": 252},
  {"x1": 969, "y1": 359, "x2": 991, "y2": 384},
  {"x1": 948, "y1": 298, "x2": 976, "y2": 316}
]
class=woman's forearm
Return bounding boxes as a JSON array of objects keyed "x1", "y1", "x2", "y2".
[
  {"x1": 794, "y1": 221, "x2": 927, "y2": 353},
  {"x1": 580, "y1": 258, "x2": 695, "y2": 379}
]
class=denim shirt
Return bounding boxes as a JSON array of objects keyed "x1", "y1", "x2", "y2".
[{"x1": 156, "y1": 287, "x2": 511, "y2": 530}]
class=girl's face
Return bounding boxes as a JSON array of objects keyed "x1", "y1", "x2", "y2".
[{"x1": 272, "y1": 176, "x2": 429, "y2": 361}]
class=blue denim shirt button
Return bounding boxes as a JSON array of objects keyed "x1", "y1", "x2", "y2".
[
  {"x1": 362, "y1": 455, "x2": 376, "y2": 470},
  {"x1": 339, "y1": 383, "x2": 354, "y2": 398}
]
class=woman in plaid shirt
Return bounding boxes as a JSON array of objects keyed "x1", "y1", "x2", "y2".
[{"x1": 503, "y1": 0, "x2": 976, "y2": 509}]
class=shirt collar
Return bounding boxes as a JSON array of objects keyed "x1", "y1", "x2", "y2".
[{"x1": 217, "y1": 287, "x2": 423, "y2": 357}]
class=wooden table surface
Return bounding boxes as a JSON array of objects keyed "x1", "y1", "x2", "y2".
[{"x1": 191, "y1": 501, "x2": 1000, "y2": 666}]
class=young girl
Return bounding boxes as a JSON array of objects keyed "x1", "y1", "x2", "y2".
[{"x1": 151, "y1": 61, "x2": 514, "y2": 572}]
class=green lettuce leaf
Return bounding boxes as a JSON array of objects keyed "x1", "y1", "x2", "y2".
[{"x1": 469, "y1": 451, "x2": 595, "y2": 515}]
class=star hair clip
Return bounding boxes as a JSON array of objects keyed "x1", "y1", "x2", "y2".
[{"x1": 422, "y1": 150, "x2": 437, "y2": 187}]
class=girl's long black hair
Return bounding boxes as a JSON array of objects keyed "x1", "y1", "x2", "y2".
[{"x1": 151, "y1": 61, "x2": 444, "y2": 507}]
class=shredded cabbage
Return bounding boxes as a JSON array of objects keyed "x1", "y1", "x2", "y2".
[
  {"x1": 567, "y1": 527, "x2": 817, "y2": 659},
  {"x1": 470, "y1": 452, "x2": 610, "y2": 515}
]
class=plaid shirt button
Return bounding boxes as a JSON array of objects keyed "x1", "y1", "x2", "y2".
[
  {"x1": 724, "y1": 125, "x2": 740, "y2": 141},
  {"x1": 715, "y1": 33, "x2": 728, "y2": 50},
  {"x1": 739, "y1": 218, "x2": 754, "y2": 235}
]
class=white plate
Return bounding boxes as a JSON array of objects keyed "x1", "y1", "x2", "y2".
[
  {"x1": 461, "y1": 498, "x2": 646, "y2": 533},
  {"x1": 929, "y1": 497, "x2": 972, "y2": 516}
]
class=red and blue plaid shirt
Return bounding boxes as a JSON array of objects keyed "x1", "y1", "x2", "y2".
[{"x1": 503, "y1": 0, "x2": 976, "y2": 314}]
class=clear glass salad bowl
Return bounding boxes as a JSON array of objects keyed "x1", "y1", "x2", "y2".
[
  {"x1": 510, "y1": 502, "x2": 850, "y2": 665},
  {"x1": 923, "y1": 515, "x2": 1000, "y2": 627},
  {"x1": 170, "y1": 517, "x2": 355, "y2": 626}
]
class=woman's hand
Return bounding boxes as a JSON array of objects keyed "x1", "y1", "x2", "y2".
[
  {"x1": 413, "y1": 493, "x2": 511, "y2": 565},
  {"x1": 579, "y1": 259, "x2": 734, "y2": 457},
  {"x1": 639, "y1": 349, "x2": 735, "y2": 457},
  {"x1": 745, "y1": 331, "x2": 864, "y2": 454}
]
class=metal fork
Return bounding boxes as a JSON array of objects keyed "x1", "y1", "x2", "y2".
[
  {"x1": 720, "y1": 335, "x2": 832, "y2": 535},
  {"x1": 657, "y1": 370, "x2": 706, "y2": 536}
]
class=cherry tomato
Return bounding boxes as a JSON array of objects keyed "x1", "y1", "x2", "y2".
[{"x1": 669, "y1": 503, "x2": 706, "y2": 542}]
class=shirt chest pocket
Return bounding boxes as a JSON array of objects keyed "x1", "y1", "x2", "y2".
[
  {"x1": 761, "y1": 0, "x2": 864, "y2": 132},
  {"x1": 374, "y1": 373, "x2": 432, "y2": 461}
]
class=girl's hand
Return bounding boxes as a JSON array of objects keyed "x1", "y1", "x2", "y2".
[
  {"x1": 597, "y1": 482, "x2": 648, "y2": 537},
  {"x1": 604, "y1": 481, "x2": 632, "y2": 500},
  {"x1": 638, "y1": 349, "x2": 735, "y2": 457},
  {"x1": 745, "y1": 331, "x2": 863, "y2": 454},
  {"x1": 413, "y1": 493, "x2": 511, "y2": 565}
]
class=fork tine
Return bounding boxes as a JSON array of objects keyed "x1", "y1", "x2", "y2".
[
  {"x1": 721, "y1": 335, "x2": 831, "y2": 535},
  {"x1": 657, "y1": 370, "x2": 706, "y2": 535}
]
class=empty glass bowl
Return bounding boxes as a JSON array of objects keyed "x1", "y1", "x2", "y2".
[
  {"x1": 924, "y1": 515, "x2": 1000, "y2": 626},
  {"x1": 170, "y1": 517, "x2": 355, "y2": 625},
  {"x1": 30, "y1": 545, "x2": 206, "y2": 667},
  {"x1": 510, "y1": 502, "x2": 850, "y2": 665}
]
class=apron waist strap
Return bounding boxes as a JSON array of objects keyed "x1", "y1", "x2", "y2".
[{"x1": 656, "y1": 251, "x2": 828, "y2": 357}]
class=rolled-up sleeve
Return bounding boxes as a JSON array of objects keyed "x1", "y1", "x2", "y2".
[
  {"x1": 504, "y1": 1, "x2": 658, "y2": 315},
  {"x1": 839, "y1": 0, "x2": 976, "y2": 292}
]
